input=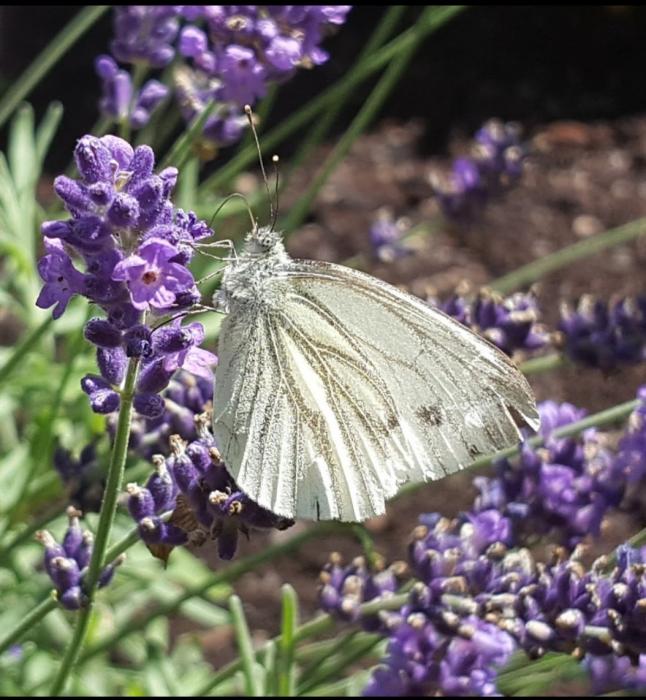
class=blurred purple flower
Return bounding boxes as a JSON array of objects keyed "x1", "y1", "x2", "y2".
[
  {"x1": 431, "y1": 288, "x2": 550, "y2": 357},
  {"x1": 431, "y1": 119, "x2": 526, "y2": 220},
  {"x1": 97, "y1": 6, "x2": 351, "y2": 143},
  {"x1": 369, "y1": 211, "x2": 412, "y2": 263},
  {"x1": 559, "y1": 294, "x2": 646, "y2": 371},
  {"x1": 111, "y1": 6, "x2": 180, "y2": 67}
]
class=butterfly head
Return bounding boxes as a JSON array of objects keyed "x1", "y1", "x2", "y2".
[{"x1": 244, "y1": 225, "x2": 285, "y2": 257}]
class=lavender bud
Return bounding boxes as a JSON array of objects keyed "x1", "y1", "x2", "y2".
[
  {"x1": 133, "y1": 392, "x2": 165, "y2": 418},
  {"x1": 96, "y1": 346, "x2": 127, "y2": 385},
  {"x1": 84, "y1": 318, "x2": 122, "y2": 348}
]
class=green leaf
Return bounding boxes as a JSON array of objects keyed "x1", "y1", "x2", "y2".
[
  {"x1": 229, "y1": 594, "x2": 262, "y2": 697},
  {"x1": 277, "y1": 584, "x2": 299, "y2": 696},
  {"x1": 35, "y1": 102, "x2": 64, "y2": 166}
]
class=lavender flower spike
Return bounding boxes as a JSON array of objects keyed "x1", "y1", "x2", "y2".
[
  {"x1": 37, "y1": 507, "x2": 125, "y2": 609},
  {"x1": 36, "y1": 134, "x2": 216, "y2": 418}
]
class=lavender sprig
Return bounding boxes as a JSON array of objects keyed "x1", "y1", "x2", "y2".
[
  {"x1": 36, "y1": 134, "x2": 216, "y2": 419},
  {"x1": 559, "y1": 294, "x2": 646, "y2": 371},
  {"x1": 97, "y1": 6, "x2": 352, "y2": 145},
  {"x1": 37, "y1": 507, "x2": 124, "y2": 610},
  {"x1": 127, "y1": 413, "x2": 293, "y2": 560},
  {"x1": 430, "y1": 119, "x2": 526, "y2": 220}
]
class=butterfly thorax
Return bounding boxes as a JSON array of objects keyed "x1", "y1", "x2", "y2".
[{"x1": 214, "y1": 226, "x2": 291, "y2": 314}]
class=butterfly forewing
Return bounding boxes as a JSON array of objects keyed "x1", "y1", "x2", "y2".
[{"x1": 214, "y1": 259, "x2": 539, "y2": 522}]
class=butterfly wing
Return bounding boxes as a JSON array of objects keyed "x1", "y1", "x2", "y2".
[{"x1": 213, "y1": 259, "x2": 539, "y2": 522}]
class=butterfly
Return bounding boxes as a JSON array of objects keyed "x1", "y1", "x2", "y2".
[{"x1": 211, "y1": 225, "x2": 539, "y2": 523}]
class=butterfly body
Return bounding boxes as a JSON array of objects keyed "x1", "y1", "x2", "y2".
[{"x1": 213, "y1": 227, "x2": 539, "y2": 522}]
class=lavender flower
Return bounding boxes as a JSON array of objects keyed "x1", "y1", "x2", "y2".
[
  {"x1": 36, "y1": 134, "x2": 216, "y2": 418},
  {"x1": 430, "y1": 288, "x2": 550, "y2": 357},
  {"x1": 95, "y1": 55, "x2": 169, "y2": 129},
  {"x1": 127, "y1": 413, "x2": 293, "y2": 560},
  {"x1": 319, "y1": 553, "x2": 406, "y2": 632},
  {"x1": 97, "y1": 6, "x2": 351, "y2": 144},
  {"x1": 558, "y1": 295, "x2": 646, "y2": 371},
  {"x1": 37, "y1": 507, "x2": 124, "y2": 610},
  {"x1": 124, "y1": 369, "x2": 214, "y2": 459},
  {"x1": 474, "y1": 399, "x2": 624, "y2": 547},
  {"x1": 111, "y1": 6, "x2": 180, "y2": 68},
  {"x1": 369, "y1": 211, "x2": 412, "y2": 263},
  {"x1": 430, "y1": 119, "x2": 526, "y2": 219}
]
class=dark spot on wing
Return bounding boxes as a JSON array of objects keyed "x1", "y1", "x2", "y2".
[
  {"x1": 416, "y1": 404, "x2": 443, "y2": 427},
  {"x1": 386, "y1": 413, "x2": 399, "y2": 431},
  {"x1": 468, "y1": 444, "x2": 483, "y2": 459},
  {"x1": 316, "y1": 499, "x2": 321, "y2": 521}
]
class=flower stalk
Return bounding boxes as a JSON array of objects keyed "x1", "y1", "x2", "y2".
[{"x1": 50, "y1": 355, "x2": 140, "y2": 696}]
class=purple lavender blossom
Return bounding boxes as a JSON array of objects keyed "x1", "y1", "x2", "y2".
[
  {"x1": 124, "y1": 370, "x2": 214, "y2": 459},
  {"x1": 430, "y1": 288, "x2": 550, "y2": 357},
  {"x1": 474, "y1": 399, "x2": 624, "y2": 547},
  {"x1": 37, "y1": 507, "x2": 124, "y2": 609},
  {"x1": 35, "y1": 239, "x2": 86, "y2": 319},
  {"x1": 126, "y1": 413, "x2": 293, "y2": 560},
  {"x1": 430, "y1": 119, "x2": 526, "y2": 220},
  {"x1": 111, "y1": 7, "x2": 180, "y2": 68},
  {"x1": 558, "y1": 295, "x2": 646, "y2": 371},
  {"x1": 319, "y1": 553, "x2": 405, "y2": 632},
  {"x1": 36, "y1": 134, "x2": 216, "y2": 418},
  {"x1": 98, "y1": 6, "x2": 351, "y2": 143},
  {"x1": 369, "y1": 211, "x2": 412, "y2": 263},
  {"x1": 112, "y1": 238, "x2": 196, "y2": 311},
  {"x1": 95, "y1": 55, "x2": 170, "y2": 130}
]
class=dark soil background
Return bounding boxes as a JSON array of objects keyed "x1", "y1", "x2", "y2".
[{"x1": 2, "y1": 4, "x2": 646, "y2": 677}]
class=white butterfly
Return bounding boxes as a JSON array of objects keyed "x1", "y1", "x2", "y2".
[{"x1": 212, "y1": 226, "x2": 539, "y2": 522}]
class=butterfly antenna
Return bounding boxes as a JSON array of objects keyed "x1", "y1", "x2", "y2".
[
  {"x1": 244, "y1": 104, "x2": 276, "y2": 229},
  {"x1": 271, "y1": 154, "x2": 280, "y2": 231},
  {"x1": 208, "y1": 191, "x2": 256, "y2": 234}
]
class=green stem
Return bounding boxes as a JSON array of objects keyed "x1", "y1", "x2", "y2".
[
  {"x1": 0, "y1": 315, "x2": 53, "y2": 385},
  {"x1": 79, "y1": 522, "x2": 346, "y2": 664},
  {"x1": 50, "y1": 356, "x2": 140, "y2": 696},
  {"x1": 199, "y1": 6, "x2": 466, "y2": 194},
  {"x1": 287, "y1": 5, "x2": 408, "y2": 176},
  {"x1": 518, "y1": 352, "x2": 566, "y2": 376},
  {"x1": 281, "y1": 7, "x2": 428, "y2": 234},
  {"x1": 297, "y1": 635, "x2": 383, "y2": 695},
  {"x1": 277, "y1": 584, "x2": 299, "y2": 696},
  {"x1": 489, "y1": 217, "x2": 646, "y2": 294},
  {"x1": 195, "y1": 593, "x2": 408, "y2": 696},
  {"x1": 0, "y1": 595, "x2": 58, "y2": 655},
  {"x1": 159, "y1": 99, "x2": 217, "y2": 171},
  {"x1": 0, "y1": 6, "x2": 110, "y2": 130}
]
